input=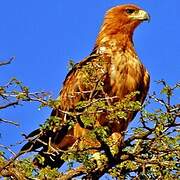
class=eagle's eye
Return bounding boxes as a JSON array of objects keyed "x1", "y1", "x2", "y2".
[{"x1": 125, "y1": 9, "x2": 135, "y2": 14}]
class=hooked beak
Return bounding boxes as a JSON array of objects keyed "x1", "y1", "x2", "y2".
[{"x1": 129, "y1": 9, "x2": 150, "y2": 22}]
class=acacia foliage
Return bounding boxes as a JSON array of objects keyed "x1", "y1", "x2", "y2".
[{"x1": 0, "y1": 60, "x2": 179, "y2": 179}]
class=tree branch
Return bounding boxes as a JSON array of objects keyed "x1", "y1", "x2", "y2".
[{"x1": 58, "y1": 165, "x2": 87, "y2": 180}]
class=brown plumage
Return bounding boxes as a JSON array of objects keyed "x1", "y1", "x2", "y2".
[{"x1": 21, "y1": 4, "x2": 150, "y2": 168}]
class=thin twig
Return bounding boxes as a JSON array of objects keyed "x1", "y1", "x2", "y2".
[
  {"x1": 0, "y1": 118, "x2": 19, "y2": 126},
  {"x1": 0, "y1": 101, "x2": 19, "y2": 109},
  {"x1": 0, "y1": 57, "x2": 15, "y2": 67},
  {"x1": 0, "y1": 144, "x2": 17, "y2": 156}
]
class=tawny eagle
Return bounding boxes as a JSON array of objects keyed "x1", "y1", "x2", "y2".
[{"x1": 21, "y1": 4, "x2": 150, "y2": 168}]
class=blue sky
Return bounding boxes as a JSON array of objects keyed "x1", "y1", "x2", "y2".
[{"x1": 0, "y1": 0, "x2": 179, "y2": 167}]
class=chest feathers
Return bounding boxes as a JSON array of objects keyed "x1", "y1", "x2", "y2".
[
  {"x1": 97, "y1": 39, "x2": 147, "y2": 100},
  {"x1": 110, "y1": 50, "x2": 144, "y2": 97}
]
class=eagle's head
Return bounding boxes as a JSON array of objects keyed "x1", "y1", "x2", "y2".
[
  {"x1": 104, "y1": 4, "x2": 150, "y2": 32},
  {"x1": 96, "y1": 4, "x2": 150, "y2": 51}
]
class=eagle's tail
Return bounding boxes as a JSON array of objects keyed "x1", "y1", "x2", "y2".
[{"x1": 20, "y1": 125, "x2": 70, "y2": 169}]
